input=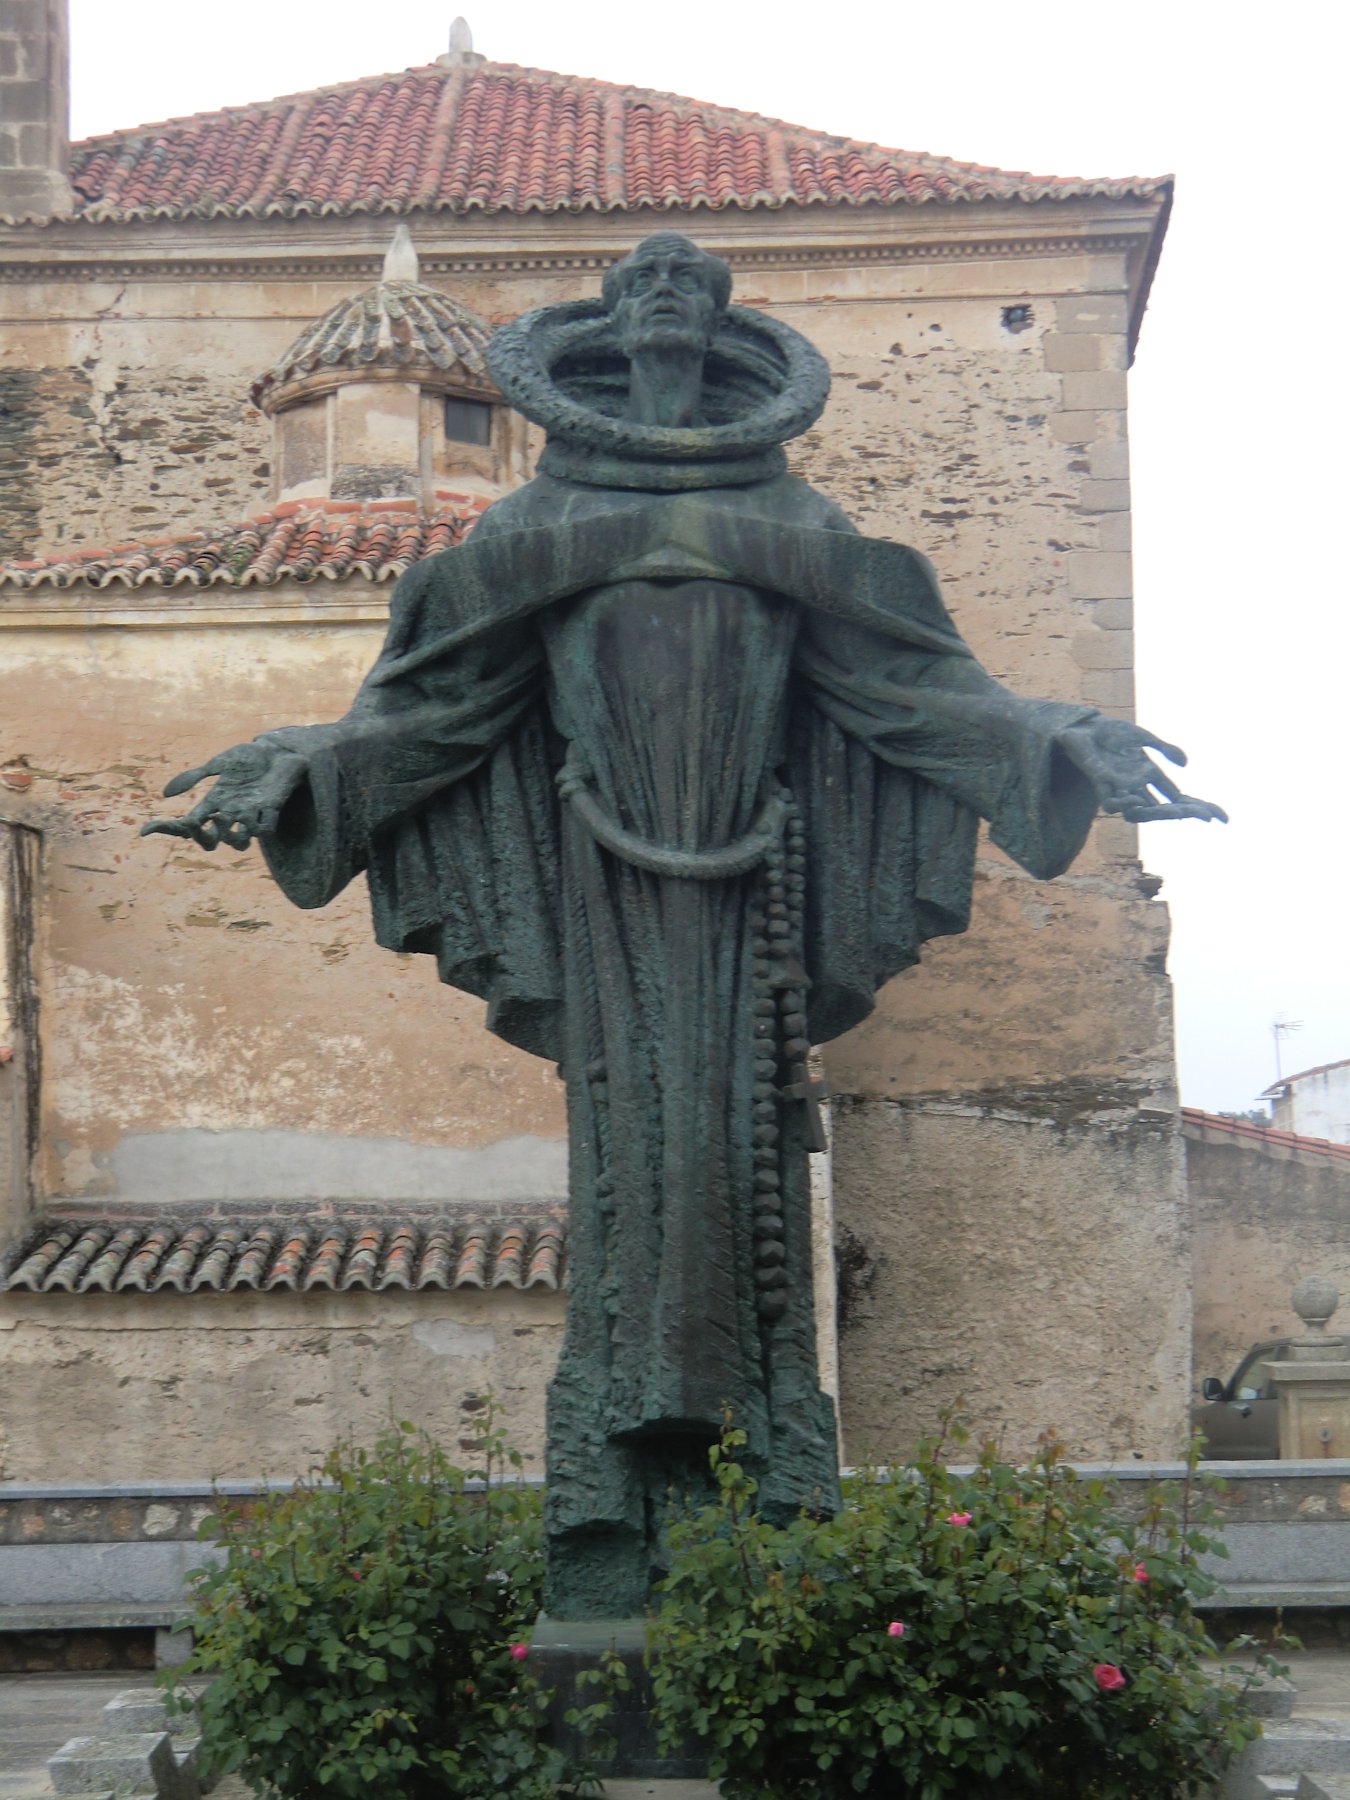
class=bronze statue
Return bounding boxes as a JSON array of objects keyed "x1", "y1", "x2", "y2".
[{"x1": 145, "y1": 234, "x2": 1222, "y2": 1618}]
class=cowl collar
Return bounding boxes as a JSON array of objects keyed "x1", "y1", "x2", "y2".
[{"x1": 486, "y1": 297, "x2": 831, "y2": 492}]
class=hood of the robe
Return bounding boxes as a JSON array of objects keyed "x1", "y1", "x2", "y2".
[{"x1": 486, "y1": 297, "x2": 830, "y2": 491}]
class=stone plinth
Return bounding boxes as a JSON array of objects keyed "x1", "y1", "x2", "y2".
[
  {"x1": 530, "y1": 1615, "x2": 706, "y2": 1783},
  {"x1": 1271, "y1": 1362, "x2": 1350, "y2": 1460}
]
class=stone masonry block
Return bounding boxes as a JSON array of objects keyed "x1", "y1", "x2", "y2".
[
  {"x1": 1057, "y1": 295, "x2": 1129, "y2": 334},
  {"x1": 1094, "y1": 815, "x2": 1139, "y2": 860},
  {"x1": 1078, "y1": 479, "x2": 1130, "y2": 512},
  {"x1": 1072, "y1": 629, "x2": 1134, "y2": 671},
  {"x1": 1068, "y1": 552, "x2": 1132, "y2": 600},
  {"x1": 0, "y1": 3, "x2": 45, "y2": 29},
  {"x1": 48, "y1": 1732, "x2": 177, "y2": 1796},
  {"x1": 155, "y1": 1624, "x2": 194, "y2": 1667},
  {"x1": 1061, "y1": 370, "x2": 1128, "y2": 412},
  {"x1": 1086, "y1": 595, "x2": 1133, "y2": 630},
  {"x1": 17, "y1": 119, "x2": 49, "y2": 160},
  {"x1": 0, "y1": 38, "x2": 20, "y2": 76},
  {"x1": 0, "y1": 80, "x2": 47, "y2": 122},
  {"x1": 1090, "y1": 442, "x2": 1130, "y2": 480},
  {"x1": 0, "y1": 130, "x2": 17, "y2": 168},
  {"x1": 1080, "y1": 668, "x2": 1135, "y2": 709},
  {"x1": 1096, "y1": 513, "x2": 1132, "y2": 553},
  {"x1": 1049, "y1": 411, "x2": 1108, "y2": 446},
  {"x1": 1042, "y1": 332, "x2": 1127, "y2": 373},
  {"x1": 102, "y1": 1689, "x2": 169, "y2": 1732}
]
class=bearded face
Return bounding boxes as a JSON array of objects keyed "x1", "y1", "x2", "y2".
[{"x1": 610, "y1": 241, "x2": 724, "y2": 357}]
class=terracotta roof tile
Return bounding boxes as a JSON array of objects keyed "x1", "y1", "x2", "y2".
[
  {"x1": 61, "y1": 60, "x2": 1169, "y2": 224},
  {"x1": 250, "y1": 278, "x2": 493, "y2": 414},
  {"x1": 0, "y1": 496, "x2": 485, "y2": 593},
  {"x1": 1181, "y1": 1107, "x2": 1350, "y2": 1164},
  {"x1": 2, "y1": 1214, "x2": 566, "y2": 1294}
]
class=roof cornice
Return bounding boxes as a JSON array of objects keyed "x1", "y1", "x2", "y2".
[{"x1": 0, "y1": 194, "x2": 1169, "y2": 353}]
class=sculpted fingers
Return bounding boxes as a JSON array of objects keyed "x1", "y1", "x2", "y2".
[
  {"x1": 1118, "y1": 796, "x2": 1228, "y2": 824},
  {"x1": 1131, "y1": 727, "x2": 1188, "y2": 768},
  {"x1": 162, "y1": 761, "x2": 215, "y2": 799}
]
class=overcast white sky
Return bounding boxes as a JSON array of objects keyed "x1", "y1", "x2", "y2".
[{"x1": 67, "y1": 1, "x2": 1349, "y2": 1115}]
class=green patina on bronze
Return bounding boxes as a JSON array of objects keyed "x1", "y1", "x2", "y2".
[{"x1": 144, "y1": 232, "x2": 1223, "y2": 1619}]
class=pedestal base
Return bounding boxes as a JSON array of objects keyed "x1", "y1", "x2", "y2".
[{"x1": 530, "y1": 1614, "x2": 707, "y2": 1782}]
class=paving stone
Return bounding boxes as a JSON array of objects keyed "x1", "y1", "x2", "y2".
[{"x1": 1226, "y1": 1720, "x2": 1350, "y2": 1800}]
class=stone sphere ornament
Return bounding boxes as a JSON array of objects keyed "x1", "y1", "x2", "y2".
[{"x1": 1292, "y1": 1274, "x2": 1340, "y2": 1332}]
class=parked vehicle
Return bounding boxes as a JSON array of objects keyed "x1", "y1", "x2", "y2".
[{"x1": 1193, "y1": 1339, "x2": 1291, "y2": 1459}]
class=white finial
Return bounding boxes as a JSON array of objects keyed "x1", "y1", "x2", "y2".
[
  {"x1": 437, "y1": 16, "x2": 484, "y2": 67},
  {"x1": 382, "y1": 224, "x2": 420, "y2": 285}
]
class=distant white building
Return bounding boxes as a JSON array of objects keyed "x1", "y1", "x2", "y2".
[{"x1": 1264, "y1": 1059, "x2": 1350, "y2": 1146}]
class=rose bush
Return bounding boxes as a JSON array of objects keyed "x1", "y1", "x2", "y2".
[
  {"x1": 162, "y1": 1413, "x2": 585, "y2": 1800},
  {"x1": 645, "y1": 1416, "x2": 1282, "y2": 1799}
]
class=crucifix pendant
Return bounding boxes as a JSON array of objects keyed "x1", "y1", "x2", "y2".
[{"x1": 781, "y1": 1060, "x2": 829, "y2": 1153}]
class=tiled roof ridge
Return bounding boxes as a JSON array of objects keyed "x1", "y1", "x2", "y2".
[
  {"x1": 71, "y1": 55, "x2": 1146, "y2": 191},
  {"x1": 0, "y1": 493, "x2": 487, "y2": 592},
  {"x1": 2, "y1": 1210, "x2": 567, "y2": 1294},
  {"x1": 1181, "y1": 1106, "x2": 1350, "y2": 1164},
  {"x1": 1261, "y1": 1056, "x2": 1350, "y2": 1095},
  {"x1": 57, "y1": 56, "x2": 1171, "y2": 225}
]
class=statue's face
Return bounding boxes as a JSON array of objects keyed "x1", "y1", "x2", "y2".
[{"x1": 612, "y1": 245, "x2": 721, "y2": 357}]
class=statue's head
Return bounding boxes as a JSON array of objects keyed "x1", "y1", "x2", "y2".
[{"x1": 603, "y1": 233, "x2": 732, "y2": 358}]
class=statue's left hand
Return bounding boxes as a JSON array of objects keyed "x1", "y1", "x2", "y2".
[
  {"x1": 139, "y1": 741, "x2": 309, "y2": 851},
  {"x1": 1056, "y1": 718, "x2": 1227, "y2": 824}
]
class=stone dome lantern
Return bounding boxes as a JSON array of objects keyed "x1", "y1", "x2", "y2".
[{"x1": 250, "y1": 227, "x2": 523, "y2": 508}]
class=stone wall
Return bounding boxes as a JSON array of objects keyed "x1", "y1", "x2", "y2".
[
  {"x1": 0, "y1": 818, "x2": 39, "y2": 1246},
  {"x1": 1188, "y1": 1125, "x2": 1350, "y2": 1386},
  {"x1": 0, "y1": 1286, "x2": 564, "y2": 1483},
  {"x1": 833, "y1": 1096, "x2": 1189, "y2": 1462},
  {"x1": 0, "y1": 203, "x2": 1189, "y2": 1469}
]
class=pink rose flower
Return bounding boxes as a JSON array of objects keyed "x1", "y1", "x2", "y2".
[
  {"x1": 1093, "y1": 1663, "x2": 1126, "y2": 1692},
  {"x1": 887, "y1": 1621, "x2": 905, "y2": 1638},
  {"x1": 946, "y1": 1511, "x2": 973, "y2": 1527},
  {"x1": 509, "y1": 1642, "x2": 529, "y2": 1662},
  {"x1": 1133, "y1": 1562, "x2": 1148, "y2": 1584}
]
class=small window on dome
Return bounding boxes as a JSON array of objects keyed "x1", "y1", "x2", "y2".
[{"x1": 445, "y1": 397, "x2": 493, "y2": 446}]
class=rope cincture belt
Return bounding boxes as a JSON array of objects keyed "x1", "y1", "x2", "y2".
[{"x1": 556, "y1": 754, "x2": 791, "y2": 879}]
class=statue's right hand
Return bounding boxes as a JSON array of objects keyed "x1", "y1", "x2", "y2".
[{"x1": 140, "y1": 742, "x2": 309, "y2": 851}]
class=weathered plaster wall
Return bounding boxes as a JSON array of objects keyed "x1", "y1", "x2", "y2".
[
  {"x1": 0, "y1": 624, "x2": 566, "y2": 1202},
  {"x1": 1272, "y1": 1066, "x2": 1350, "y2": 1147},
  {"x1": 1188, "y1": 1134, "x2": 1350, "y2": 1387},
  {"x1": 833, "y1": 1098, "x2": 1191, "y2": 1462},
  {"x1": 0, "y1": 1287, "x2": 563, "y2": 1482}
]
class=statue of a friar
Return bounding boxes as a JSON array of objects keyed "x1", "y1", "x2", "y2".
[{"x1": 146, "y1": 234, "x2": 1222, "y2": 1618}]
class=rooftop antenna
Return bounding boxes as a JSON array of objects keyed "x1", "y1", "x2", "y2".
[
  {"x1": 1273, "y1": 1015, "x2": 1303, "y2": 1083},
  {"x1": 382, "y1": 224, "x2": 420, "y2": 285},
  {"x1": 438, "y1": 17, "x2": 485, "y2": 68}
]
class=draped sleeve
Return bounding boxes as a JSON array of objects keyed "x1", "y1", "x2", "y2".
[
  {"x1": 789, "y1": 579, "x2": 1101, "y2": 1047},
  {"x1": 254, "y1": 550, "x2": 565, "y2": 1062}
]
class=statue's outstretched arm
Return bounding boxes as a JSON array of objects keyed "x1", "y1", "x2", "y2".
[
  {"x1": 140, "y1": 741, "x2": 309, "y2": 852},
  {"x1": 1054, "y1": 717, "x2": 1227, "y2": 825}
]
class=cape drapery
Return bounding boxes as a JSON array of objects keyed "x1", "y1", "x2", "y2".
[{"x1": 259, "y1": 477, "x2": 1099, "y2": 1062}]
